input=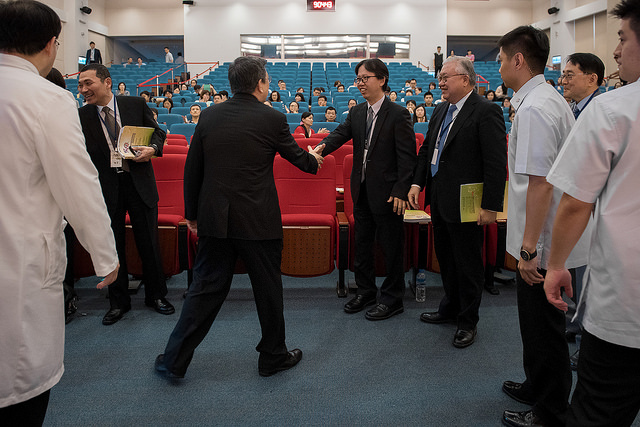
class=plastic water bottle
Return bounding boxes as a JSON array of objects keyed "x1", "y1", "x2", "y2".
[{"x1": 415, "y1": 269, "x2": 426, "y2": 302}]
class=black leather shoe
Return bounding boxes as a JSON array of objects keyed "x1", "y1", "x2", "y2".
[
  {"x1": 502, "y1": 381, "x2": 535, "y2": 405},
  {"x1": 102, "y1": 305, "x2": 131, "y2": 325},
  {"x1": 145, "y1": 298, "x2": 175, "y2": 315},
  {"x1": 259, "y1": 349, "x2": 303, "y2": 377},
  {"x1": 502, "y1": 409, "x2": 545, "y2": 427},
  {"x1": 485, "y1": 284, "x2": 500, "y2": 295},
  {"x1": 344, "y1": 294, "x2": 376, "y2": 314},
  {"x1": 453, "y1": 327, "x2": 477, "y2": 348},
  {"x1": 65, "y1": 296, "x2": 78, "y2": 325},
  {"x1": 419, "y1": 311, "x2": 455, "y2": 324},
  {"x1": 570, "y1": 350, "x2": 579, "y2": 371},
  {"x1": 365, "y1": 303, "x2": 404, "y2": 321},
  {"x1": 154, "y1": 354, "x2": 184, "y2": 379}
]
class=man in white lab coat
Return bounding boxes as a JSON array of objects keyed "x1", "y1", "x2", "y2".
[{"x1": 0, "y1": 1, "x2": 119, "y2": 424}]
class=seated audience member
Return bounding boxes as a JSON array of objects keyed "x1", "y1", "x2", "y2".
[
  {"x1": 415, "y1": 87, "x2": 422, "y2": 95},
  {"x1": 117, "y1": 82, "x2": 130, "y2": 96},
  {"x1": 405, "y1": 89, "x2": 414, "y2": 98},
  {"x1": 409, "y1": 79, "x2": 417, "y2": 90},
  {"x1": 333, "y1": 80, "x2": 342, "y2": 87},
  {"x1": 546, "y1": 78, "x2": 557, "y2": 87},
  {"x1": 347, "y1": 98, "x2": 357, "y2": 110},
  {"x1": 413, "y1": 104, "x2": 427, "y2": 123},
  {"x1": 140, "y1": 91, "x2": 151, "y2": 103},
  {"x1": 466, "y1": 49, "x2": 475, "y2": 62},
  {"x1": 495, "y1": 82, "x2": 508, "y2": 100},
  {"x1": 137, "y1": 57, "x2": 146, "y2": 67},
  {"x1": 324, "y1": 107, "x2": 337, "y2": 122},
  {"x1": 212, "y1": 93, "x2": 223, "y2": 104},
  {"x1": 294, "y1": 112, "x2": 328, "y2": 137},
  {"x1": 163, "y1": 89, "x2": 173, "y2": 99},
  {"x1": 185, "y1": 104, "x2": 201, "y2": 124},
  {"x1": 502, "y1": 97, "x2": 512, "y2": 110},
  {"x1": 317, "y1": 95, "x2": 328, "y2": 107},
  {"x1": 201, "y1": 83, "x2": 215, "y2": 94},
  {"x1": 150, "y1": 107, "x2": 159, "y2": 123},
  {"x1": 313, "y1": 87, "x2": 323, "y2": 97},
  {"x1": 193, "y1": 84, "x2": 201, "y2": 94},
  {"x1": 180, "y1": 83, "x2": 188, "y2": 91},
  {"x1": 296, "y1": 87, "x2": 305, "y2": 93},
  {"x1": 294, "y1": 92, "x2": 306, "y2": 106},
  {"x1": 423, "y1": 91, "x2": 434, "y2": 107},
  {"x1": 124, "y1": 57, "x2": 133, "y2": 67},
  {"x1": 199, "y1": 90, "x2": 212, "y2": 106},
  {"x1": 163, "y1": 98, "x2": 173, "y2": 113},
  {"x1": 270, "y1": 91, "x2": 282, "y2": 103},
  {"x1": 402, "y1": 79, "x2": 411, "y2": 91},
  {"x1": 278, "y1": 80, "x2": 287, "y2": 90},
  {"x1": 389, "y1": 91, "x2": 398, "y2": 102},
  {"x1": 190, "y1": 79, "x2": 198, "y2": 89},
  {"x1": 406, "y1": 99, "x2": 417, "y2": 114},
  {"x1": 429, "y1": 81, "x2": 437, "y2": 91},
  {"x1": 448, "y1": 50, "x2": 455, "y2": 58},
  {"x1": 173, "y1": 87, "x2": 181, "y2": 94},
  {"x1": 219, "y1": 90, "x2": 229, "y2": 101},
  {"x1": 485, "y1": 90, "x2": 496, "y2": 101},
  {"x1": 287, "y1": 101, "x2": 300, "y2": 113},
  {"x1": 336, "y1": 84, "x2": 346, "y2": 92}
]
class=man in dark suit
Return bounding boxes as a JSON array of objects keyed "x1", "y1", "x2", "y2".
[
  {"x1": 77, "y1": 64, "x2": 175, "y2": 325},
  {"x1": 85, "y1": 41, "x2": 102, "y2": 64},
  {"x1": 319, "y1": 58, "x2": 416, "y2": 321},
  {"x1": 155, "y1": 57, "x2": 323, "y2": 379},
  {"x1": 408, "y1": 56, "x2": 507, "y2": 348}
]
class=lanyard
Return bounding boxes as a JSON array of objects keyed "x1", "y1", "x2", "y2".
[{"x1": 577, "y1": 89, "x2": 598, "y2": 113}]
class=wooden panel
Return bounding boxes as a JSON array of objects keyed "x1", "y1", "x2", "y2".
[
  {"x1": 125, "y1": 225, "x2": 179, "y2": 276},
  {"x1": 281, "y1": 226, "x2": 333, "y2": 276}
]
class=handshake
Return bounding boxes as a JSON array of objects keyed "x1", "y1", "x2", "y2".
[{"x1": 308, "y1": 143, "x2": 325, "y2": 170}]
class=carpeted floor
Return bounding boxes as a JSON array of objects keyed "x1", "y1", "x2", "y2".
[{"x1": 43, "y1": 270, "x2": 638, "y2": 426}]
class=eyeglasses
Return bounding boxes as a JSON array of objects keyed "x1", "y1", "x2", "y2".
[
  {"x1": 54, "y1": 38, "x2": 60, "y2": 48},
  {"x1": 437, "y1": 73, "x2": 466, "y2": 83},
  {"x1": 354, "y1": 75, "x2": 377, "y2": 84},
  {"x1": 560, "y1": 72, "x2": 590, "y2": 81}
]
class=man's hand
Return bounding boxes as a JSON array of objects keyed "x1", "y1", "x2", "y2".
[
  {"x1": 308, "y1": 145, "x2": 324, "y2": 170},
  {"x1": 97, "y1": 263, "x2": 119, "y2": 289},
  {"x1": 518, "y1": 257, "x2": 544, "y2": 285},
  {"x1": 186, "y1": 219, "x2": 197, "y2": 236},
  {"x1": 544, "y1": 268, "x2": 573, "y2": 311},
  {"x1": 477, "y1": 208, "x2": 497, "y2": 225},
  {"x1": 130, "y1": 146, "x2": 155, "y2": 162},
  {"x1": 387, "y1": 196, "x2": 408, "y2": 215},
  {"x1": 408, "y1": 186, "x2": 421, "y2": 209}
]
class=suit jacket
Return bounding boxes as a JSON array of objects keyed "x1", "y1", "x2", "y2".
[
  {"x1": 86, "y1": 48, "x2": 102, "y2": 64},
  {"x1": 321, "y1": 97, "x2": 416, "y2": 214},
  {"x1": 79, "y1": 96, "x2": 165, "y2": 212},
  {"x1": 184, "y1": 92, "x2": 318, "y2": 240},
  {"x1": 414, "y1": 91, "x2": 507, "y2": 223}
]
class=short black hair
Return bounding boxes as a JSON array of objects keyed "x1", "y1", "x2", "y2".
[
  {"x1": 212, "y1": 93, "x2": 222, "y2": 99},
  {"x1": 164, "y1": 46, "x2": 170, "y2": 50},
  {"x1": 498, "y1": 26, "x2": 549, "y2": 75},
  {"x1": 118, "y1": 81, "x2": 127, "y2": 89},
  {"x1": 325, "y1": 106, "x2": 336, "y2": 113},
  {"x1": 313, "y1": 87, "x2": 324, "y2": 93},
  {"x1": 567, "y1": 53, "x2": 605, "y2": 86},
  {"x1": 219, "y1": 90, "x2": 229, "y2": 98},
  {"x1": 318, "y1": 95, "x2": 327, "y2": 101},
  {"x1": 424, "y1": 91, "x2": 433, "y2": 98},
  {"x1": 45, "y1": 67, "x2": 65, "y2": 89},
  {"x1": 611, "y1": 0, "x2": 640, "y2": 40},
  {"x1": 193, "y1": 84, "x2": 201, "y2": 91},
  {"x1": 301, "y1": 112, "x2": 313, "y2": 120},
  {"x1": 0, "y1": 0, "x2": 62, "y2": 55},
  {"x1": 337, "y1": 84, "x2": 345, "y2": 89},
  {"x1": 140, "y1": 90, "x2": 150, "y2": 97},
  {"x1": 355, "y1": 58, "x2": 390, "y2": 92},
  {"x1": 228, "y1": 56, "x2": 267, "y2": 95},
  {"x1": 80, "y1": 63, "x2": 112, "y2": 88}
]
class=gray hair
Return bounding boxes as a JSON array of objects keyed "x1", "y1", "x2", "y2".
[
  {"x1": 443, "y1": 56, "x2": 476, "y2": 87},
  {"x1": 228, "y1": 56, "x2": 268, "y2": 95}
]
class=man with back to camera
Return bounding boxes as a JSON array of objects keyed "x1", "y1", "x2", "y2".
[
  {"x1": 497, "y1": 26, "x2": 592, "y2": 427},
  {"x1": 408, "y1": 56, "x2": 507, "y2": 349},
  {"x1": 0, "y1": 1, "x2": 119, "y2": 423},
  {"x1": 557, "y1": 51, "x2": 605, "y2": 370},
  {"x1": 77, "y1": 63, "x2": 175, "y2": 325},
  {"x1": 86, "y1": 41, "x2": 102, "y2": 64},
  {"x1": 318, "y1": 58, "x2": 417, "y2": 321},
  {"x1": 544, "y1": 2, "x2": 640, "y2": 425},
  {"x1": 155, "y1": 56, "x2": 324, "y2": 379}
]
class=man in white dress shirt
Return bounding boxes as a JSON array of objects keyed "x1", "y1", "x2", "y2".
[
  {"x1": 0, "y1": 1, "x2": 118, "y2": 424},
  {"x1": 545, "y1": 1, "x2": 640, "y2": 425}
]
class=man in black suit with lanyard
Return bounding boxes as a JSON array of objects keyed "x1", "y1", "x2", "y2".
[
  {"x1": 409, "y1": 56, "x2": 507, "y2": 348},
  {"x1": 319, "y1": 58, "x2": 417, "y2": 321},
  {"x1": 77, "y1": 64, "x2": 175, "y2": 325},
  {"x1": 155, "y1": 57, "x2": 324, "y2": 379},
  {"x1": 85, "y1": 41, "x2": 102, "y2": 64}
]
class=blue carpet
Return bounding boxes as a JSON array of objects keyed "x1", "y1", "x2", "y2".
[{"x1": 43, "y1": 270, "x2": 639, "y2": 426}]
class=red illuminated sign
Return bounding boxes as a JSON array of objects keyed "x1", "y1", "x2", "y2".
[{"x1": 307, "y1": 0, "x2": 335, "y2": 11}]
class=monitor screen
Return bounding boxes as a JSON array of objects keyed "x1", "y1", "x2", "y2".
[
  {"x1": 78, "y1": 56, "x2": 87, "y2": 65},
  {"x1": 551, "y1": 55, "x2": 561, "y2": 65}
]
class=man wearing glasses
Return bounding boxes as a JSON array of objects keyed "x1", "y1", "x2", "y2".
[
  {"x1": 319, "y1": 58, "x2": 416, "y2": 321},
  {"x1": 408, "y1": 56, "x2": 507, "y2": 348}
]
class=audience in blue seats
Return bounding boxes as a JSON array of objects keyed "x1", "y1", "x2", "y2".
[
  {"x1": 389, "y1": 91, "x2": 398, "y2": 102},
  {"x1": 406, "y1": 99, "x2": 416, "y2": 114},
  {"x1": 423, "y1": 91, "x2": 434, "y2": 107},
  {"x1": 413, "y1": 104, "x2": 427, "y2": 124},
  {"x1": 294, "y1": 112, "x2": 328, "y2": 137},
  {"x1": 485, "y1": 89, "x2": 496, "y2": 101},
  {"x1": 116, "y1": 82, "x2": 130, "y2": 96},
  {"x1": 324, "y1": 107, "x2": 337, "y2": 122},
  {"x1": 163, "y1": 97, "x2": 173, "y2": 113},
  {"x1": 270, "y1": 90, "x2": 282, "y2": 103},
  {"x1": 185, "y1": 104, "x2": 201, "y2": 124},
  {"x1": 287, "y1": 101, "x2": 300, "y2": 113}
]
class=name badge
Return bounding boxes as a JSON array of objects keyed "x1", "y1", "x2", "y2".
[
  {"x1": 110, "y1": 151, "x2": 123, "y2": 168},
  {"x1": 431, "y1": 148, "x2": 438, "y2": 165}
]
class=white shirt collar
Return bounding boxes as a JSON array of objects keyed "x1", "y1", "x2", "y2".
[
  {"x1": 97, "y1": 93, "x2": 115, "y2": 113},
  {"x1": 450, "y1": 89, "x2": 472, "y2": 113},
  {"x1": 511, "y1": 74, "x2": 546, "y2": 111},
  {"x1": 576, "y1": 88, "x2": 599, "y2": 111},
  {"x1": 367, "y1": 95, "x2": 385, "y2": 115}
]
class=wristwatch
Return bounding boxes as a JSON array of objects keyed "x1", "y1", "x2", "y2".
[
  {"x1": 150, "y1": 144, "x2": 159, "y2": 155},
  {"x1": 520, "y1": 247, "x2": 537, "y2": 261}
]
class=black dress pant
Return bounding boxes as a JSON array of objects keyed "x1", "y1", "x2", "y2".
[
  {"x1": 0, "y1": 389, "x2": 50, "y2": 427},
  {"x1": 568, "y1": 331, "x2": 640, "y2": 427},
  {"x1": 430, "y1": 207, "x2": 485, "y2": 330},
  {"x1": 108, "y1": 172, "x2": 166, "y2": 309},
  {"x1": 516, "y1": 267, "x2": 571, "y2": 427},
  {"x1": 353, "y1": 182, "x2": 405, "y2": 307},
  {"x1": 162, "y1": 236, "x2": 287, "y2": 375}
]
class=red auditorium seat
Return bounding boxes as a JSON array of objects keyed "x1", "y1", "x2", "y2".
[
  {"x1": 163, "y1": 144, "x2": 189, "y2": 154},
  {"x1": 273, "y1": 154, "x2": 338, "y2": 278},
  {"x1": 166, "y1": 134, "x2": 188, "y2": 146}
]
